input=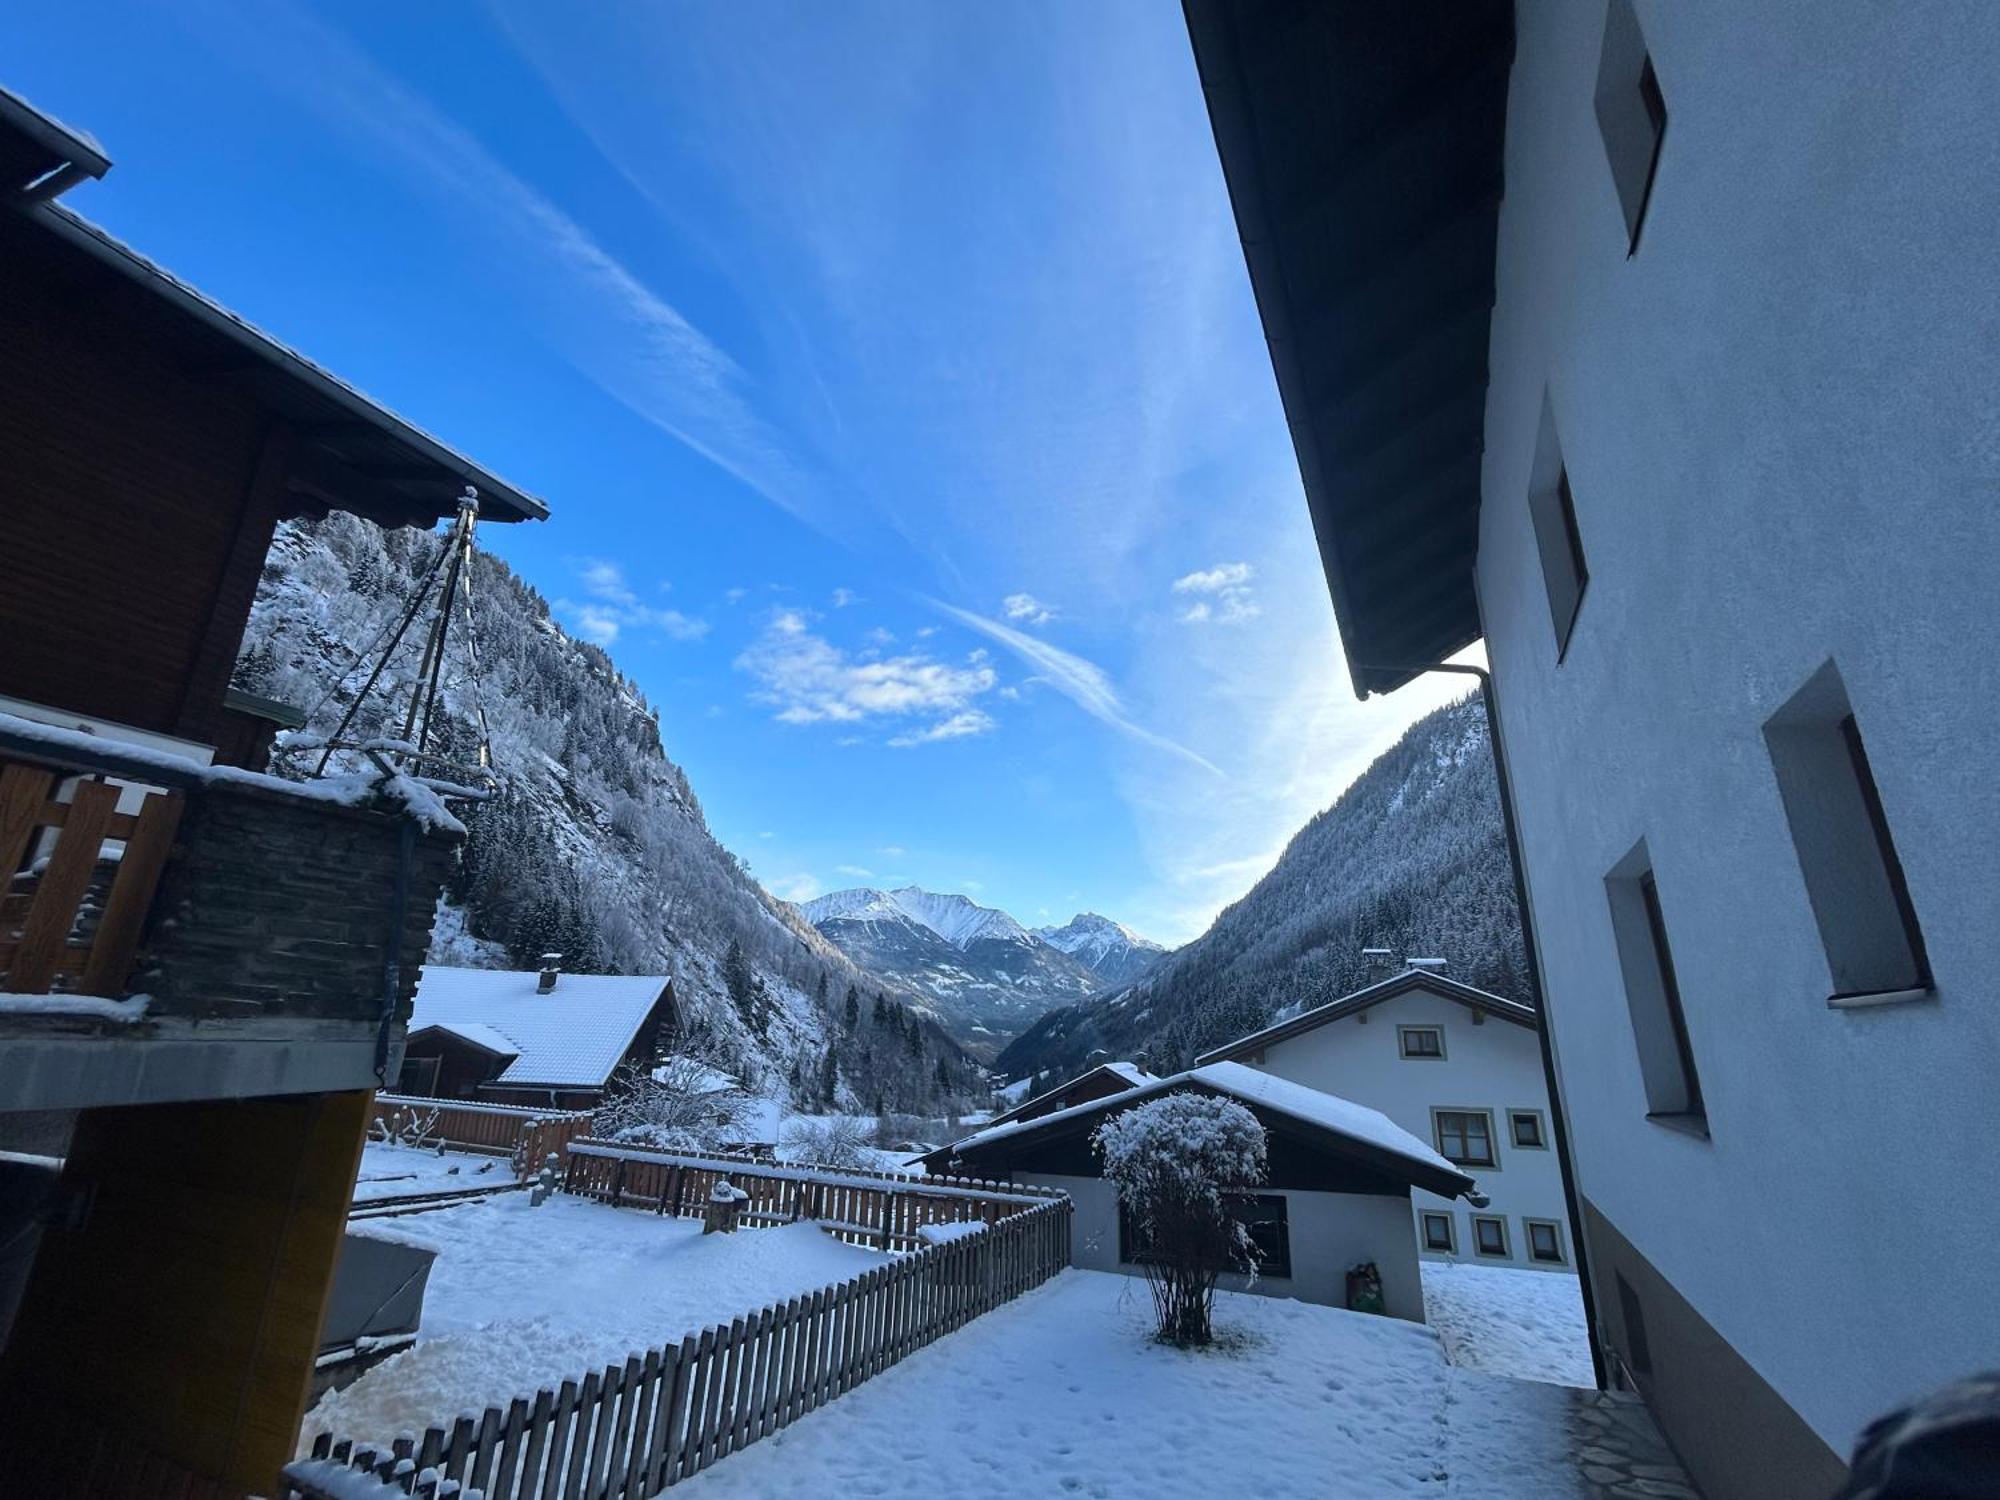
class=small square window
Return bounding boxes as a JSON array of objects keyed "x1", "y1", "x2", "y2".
[
  {"x1": 1434, "y1": 1109, "x2": 1497, "y2": 1169},
  {"x1": 1471, "y1": 1215, "x2": 1510, "y2": 1259},
  {"x1": 1421, "y1": 1212, "x2": 1456, "y2": 1254},
  {"x1": 1508, "y1": 1110, "x2": 1548, "y2": 1150},
  {"x1": 1595, "y1": 0, "x2": 1669, "y2": 253},
  {"x1": 1398, "y1": 1025, "x2": 1445, "y2": 1060},
  {"x1": 1525, "y1": 1219, "x2": 1567, "y2": 1265}
]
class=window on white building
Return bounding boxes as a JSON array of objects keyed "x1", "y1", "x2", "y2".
[
  {"x1": 1525, "y1": 1219, "x2": 1567, "y2": 1265},
  {"x1": 1434, "y1": 1109, "x2": 1497, "y2": 1168},
  {"x1": 1528, "y1": 394, "x2": 1589, "y2": 658},
  {"x1": 1508, "y1": 1109, "x2": 1548, "y2": 1149},
  {"x1": 1421, "y1": 1212, "x2": 1456, "y2": 1254},
  {"x1": 1606, "y1": 841, "x2": 1707, "y2": 1135},
  {"x1": 1471, "y1": 1215, "x2": 1510, "y2": 1259},
  {"x1": 1764, "y1": 662, "x2": 1932, "y2": 1005},
  {"x1": 1595, "y1": 0, "x2": 1669, "y2": 253},
  {"x1": 1398, "y1": 1025, "x2": 1445, "y2": 1059}
]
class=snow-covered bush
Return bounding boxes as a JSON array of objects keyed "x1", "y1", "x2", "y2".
[
  {"x1": 1094, "y1": 1092, "x2": 1268, "y2": 1346},
  {"x1": 781, "y1": 1115, "x2": 874, "y2": 1170},
  {"x1": 595, "y1": 1036, "x2": 752, "y2": 1153}
]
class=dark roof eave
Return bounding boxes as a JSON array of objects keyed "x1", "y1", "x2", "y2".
[
  {"x1": 1182, "y1": 0, "x2": 1512, "y2": 698},
  {"x1": 27, "y1": 202, "x2": 549, "y2": 524}
]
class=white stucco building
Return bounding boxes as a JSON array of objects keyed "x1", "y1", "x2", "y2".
[
  {"x1": 1187, "y1": 2, "x2": 2000, "y2": 1496},
  {"x1": 1196, "y1": 969, "x2": 1571, "y2": 1273}
]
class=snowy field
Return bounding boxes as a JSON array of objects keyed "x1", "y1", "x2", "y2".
[
  {"x1": 677, "y1": 1269, "x2": 1617, "y2": 1499},
  {"x1": 352, "y1": 1141, "x2": 511, "y2": 1203},
  {"x1": 1421, "y1": 1260, "x2": 1594, "y2": 1388},
  {"x1": 306, "y1": 1194, "x2": 887, "y2": 1451}
]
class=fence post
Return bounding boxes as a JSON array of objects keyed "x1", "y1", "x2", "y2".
[{"x1": 878, "y1": 1192, "x2": 896, "y2": 1252}]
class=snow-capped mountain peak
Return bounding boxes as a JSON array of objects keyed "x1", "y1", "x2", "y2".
[
  {"x1": 1033, "y1": 913, "x2": 1168, "y2": 986},
  {"x1": 797, "y1": 886, "x2": 1163, "y2": 1056},
  {"x1": 800, "y1": 886, "x2": 1031, "y2": 951}
]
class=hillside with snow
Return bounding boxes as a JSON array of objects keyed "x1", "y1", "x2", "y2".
[
  {"x1": 233, "y1": 514, "x2": 983, "y2": 1116},
  {"x1": 997, "y1": 695, "x2": 1528, "y2": 1081},
  {"x1": 800, "y1": 886, "x2": 1166, "y2": 1056}
]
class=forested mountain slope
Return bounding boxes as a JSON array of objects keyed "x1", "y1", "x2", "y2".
[
  {"x1": 234, "y1": 514, "x2": 982, "y2": 1115},
  {"x1": 996, "y1": 695, "x2": 1528, "y2": 1081}
]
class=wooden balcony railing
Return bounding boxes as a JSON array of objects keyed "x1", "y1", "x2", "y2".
[{"x1": 0, "y1": 760, "x2": 183, "y2": 997}]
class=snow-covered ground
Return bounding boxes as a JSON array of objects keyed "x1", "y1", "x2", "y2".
[
  {"x1": 306, "y1": 1194, "x2": 886, "y2": 1451},
  {"x1": 1421, "y1": 1260, "x2": 1594, "y2": 1387},
  {"x1": 352, "y1": 1141, "x2": 510, "y2": 1203},
  {"x1": 677, "y1": 1270, "x2": 1617, "y2": 1498}
]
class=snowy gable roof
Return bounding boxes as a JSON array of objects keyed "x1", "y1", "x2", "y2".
[
  {"x1": 979, "y1": 1061, "x2": 1158, "y2": 1132},
  {"x1": 944, "y1": 1058, "x2": 1473, "y2": 1200},
  {"x1": 1194, "y1": 968, "x2": 1536, "y2": 1068},
  {"x1": 408, "y1": 966, "x2": 670, "y2": 1088},
  {"x1": 410, "y1": 1020, "x2": 519, "y2": 1059}
]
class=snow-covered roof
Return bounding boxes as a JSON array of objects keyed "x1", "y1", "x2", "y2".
[
  {"x1": 943, "y1": 1058, "x2": 1472, "y2": 1198},
  {"x1": 1194, "y1": 968, "x2": 1536, "y2": 1068},
  {"x1": 975, "y1": 1060, "x2": 1158, "y2": 1133},
  {"x1": 408, "y1": 966, "x2": 670, "y2": 1088},
  {"x1": 410, "y1": 1019, "x2": 519, "y2": 1058}
]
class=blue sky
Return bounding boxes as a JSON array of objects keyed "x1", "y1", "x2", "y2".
[{"x1": 13, "y1": 2, "x2": 1472, "y2": 944}]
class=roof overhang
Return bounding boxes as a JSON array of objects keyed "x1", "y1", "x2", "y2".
[
  {"x1": 1183, "y1": 0, "x2": 1514, "y2": 697},
  {"x1": 17, "y1": 204, "x2": 550, "y2": 527},
  {"x1": 0, "y1": 85, "x2": 110, "y2": 202}
]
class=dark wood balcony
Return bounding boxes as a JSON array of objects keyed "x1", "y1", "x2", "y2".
[{"x1": 0, "y1": 714, "x2": 461, "y2": 1111}]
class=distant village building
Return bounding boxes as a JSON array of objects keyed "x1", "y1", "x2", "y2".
[
  {"x1": 0, "y1": 85, "x2": 545, "y2": 1494},
  {"x1": 401, "y1": 963, "x2": 677, "y2": 1110},
  {"x1": 1189, "y1": 3, "x2": 1999, "y2": 1496},
  {"x1": 1197, "y1": 969, "x2": 1569, "y2": 1272},
  {"x1": 926, "y1": 1060, "x2": 1475, "y2": 1319}
]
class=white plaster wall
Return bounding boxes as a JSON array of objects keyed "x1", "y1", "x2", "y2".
[
  {"x1": 1047, "y1": 1173, "x2": 1425, "y2": 1322},
  {"x1": 1473, "y1": 0, "x2": 2000, "y2": 1456},
  {"x1": 1250, "y1": 990, "x2": 1571, "y2": 1269}
]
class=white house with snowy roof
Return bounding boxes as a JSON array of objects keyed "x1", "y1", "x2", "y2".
[
  {"x1": 399, "y1": 958, "x2": 676, "y2": 1110},
  {"x1": 929, "y1": 1059, "x2": 1476, "y2": 1319},
  {"x1": 1196, "y1": 969, "x2": 1570, "y2": 1273}
]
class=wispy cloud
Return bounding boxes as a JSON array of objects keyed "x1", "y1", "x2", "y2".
[
  {"x1": 197, "y1": 0, "x2": 821, "y2": 523},
  {"x1": 932, "y1": 603, "x2": 1223, "y2": 777},
  {"x1": 1173, "y1": 561, "x2": 1260, "y2": 625},
  {"x1": 877, "y1": 845, "x2": 907, "y2": 858},
  {"x1": 831, "y1": 587, "x2": 858, "y2": 608},
  {"x1": 765, "y1": 872, "x2": 822, "y2": 903},
  {"x1": 834, "y1": 864, "x2": 873, "y2": 878},
  {"x1": 557, "y1": 559, "x2": 709, "y2": 644},
  {"x1": 736, "y1": 610, "x2": 997, "y2": 740},
  {"x1": 1002, "y1": 592, "x2": 1056, "y2": 626},
  {"x1": 887, "y1": 709, "x2": 996, "y2": 748}
]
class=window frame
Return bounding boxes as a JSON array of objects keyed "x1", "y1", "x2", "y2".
[
  {"x1": 1524, "y1": 1218, "x2": 1568, "y2": 1266},
  {"x1": 1508, "y1": 1109, "x2": 1549, "y2": 1151},
  {"x1": 1835, "y1": 712, "x2": 1933, "y2": 998},
  {"x1": 1641, "y1": 871, "x2": 1705, "y2": 1123},
  {"x1": 1595, "y1": 0, "x2": 1669, "y2": 255},
  {"x1": 1420, "y1": 1211, "x2": 1457, "y2": 1255},
  {"x1": 1397, "y1": 1024, "x2": 1447, "y2": 1061},
  {"x1": 1432, "y1": 1107, "x2": 1499, "y2": 1170},
  {"x1": 1118, "y1": 1192, "x2": 1291, "y2": 1280},
  {"x1": 1470, "y1": 1214, "x2": 1511, "y2": 1260}
]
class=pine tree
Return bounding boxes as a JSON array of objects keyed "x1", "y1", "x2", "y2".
[{"x1": 843, "y1": 985, "x2": 861, "y2": 1031}]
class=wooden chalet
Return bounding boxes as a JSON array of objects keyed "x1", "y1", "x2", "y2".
[
  {"x1": 0, "y1": 85, "x2": 545, "y2": 1498},
  {"x1": 400, "y1": 963, "x2": 678, "y2": 1110}
]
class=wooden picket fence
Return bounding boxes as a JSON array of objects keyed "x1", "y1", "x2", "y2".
[
  {"x1": 293, "y1": 1192, "x2": 1071, "y2": 1500},
  {"x1": 371, "y1": 1094, "x2": 594, "y2": 1178},
  {"x1": 558, "y1": 1139, "x2": 1062, "y2": 1250}
]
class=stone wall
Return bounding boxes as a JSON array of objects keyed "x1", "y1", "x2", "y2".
[{"x1": 136, "y1": 780, "x2": 458, "y2": 1025}]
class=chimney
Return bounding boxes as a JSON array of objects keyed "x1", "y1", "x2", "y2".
[
  {"x1": 537, "y1": 953, "x2": 562, "y2": 994},
  {"x1": 1407, "y1": 956, "x2": 1449, "y2": 973},
  {"x1": 1362, "y1": 946, "x2": 1397, "y2": 972}
]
